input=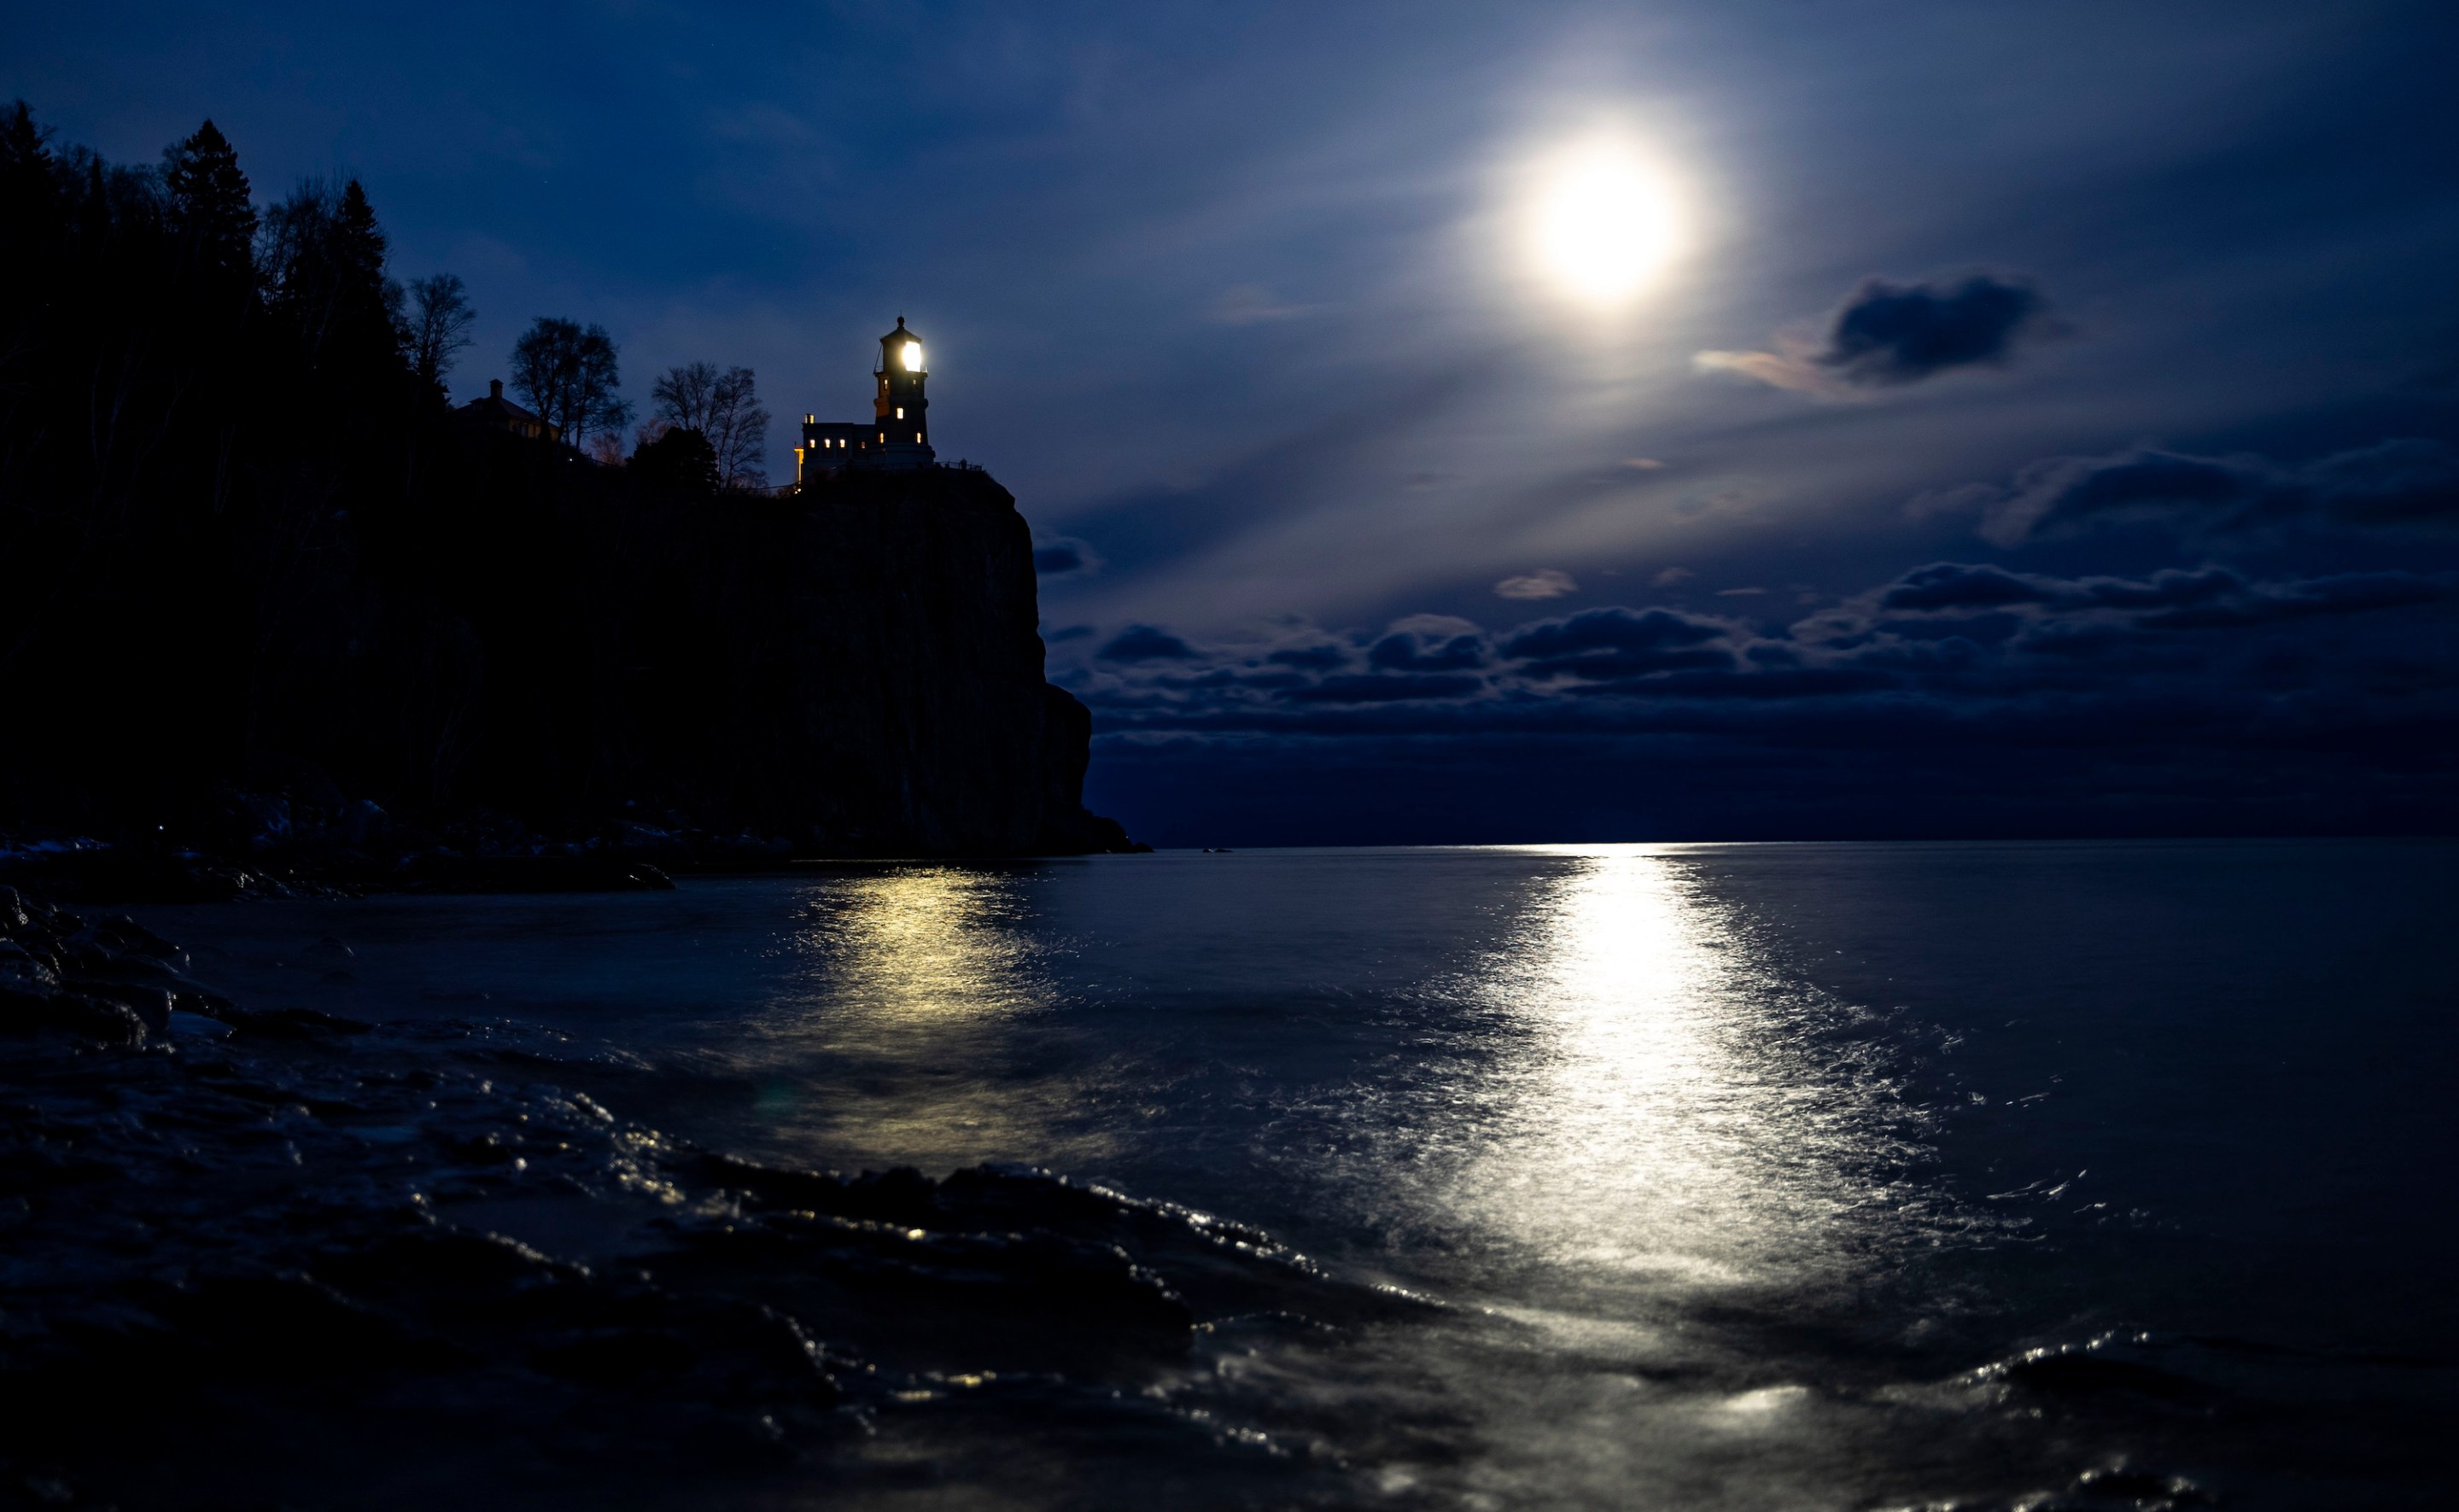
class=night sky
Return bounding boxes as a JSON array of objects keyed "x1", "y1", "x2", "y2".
[{"x1": 13, "y1": 2, "x2": 2456, "y2": 844}]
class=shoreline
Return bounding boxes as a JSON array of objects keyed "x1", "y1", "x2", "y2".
[{"x1": 0, "y1": 881, "x2": 1421, "y2": 1506}]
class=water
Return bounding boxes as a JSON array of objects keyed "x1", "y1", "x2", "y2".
[{"x1": 114, "y1": 840, "x2": 2459, "y2": 1508}]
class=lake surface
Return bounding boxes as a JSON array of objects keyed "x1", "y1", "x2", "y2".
[{"x1": 126, "y1": 839, "x2": 2459, "y2": 1509}]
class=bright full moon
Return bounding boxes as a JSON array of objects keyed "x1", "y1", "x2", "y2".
[{"x1": 1527, "y1": 143, "x2": 1683, "y2": 306}]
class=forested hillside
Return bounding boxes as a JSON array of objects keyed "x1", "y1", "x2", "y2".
[{"x1": 0, "y1": 106, "x2": 1127, "y2": 870}]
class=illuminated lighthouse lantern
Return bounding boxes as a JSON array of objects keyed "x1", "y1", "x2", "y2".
[{"x1": 869, "y1": 317, "x2": 933, "y2": 470}]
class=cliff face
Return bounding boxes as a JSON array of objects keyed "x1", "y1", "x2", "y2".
[
  {"x1": 418, "y1": 448, "x2": 1130, "y2": 855},
  {"x1": 762, "y1": 468, "x2": 1122, "y2": 854},
  {"x1": 4, "y1": 423, "x2": 1129, "y2": 858}
]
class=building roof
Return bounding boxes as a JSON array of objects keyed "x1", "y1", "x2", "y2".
[
  {"x1": 879, "y1": 316, "x2": 920, "y2": 347},
  {"x1": 457, "y1": 379, "x2": 548, "y2": 428}
]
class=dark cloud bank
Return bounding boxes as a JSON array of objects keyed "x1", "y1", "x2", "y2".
[
  {"x1": 1958, "y1": 438, "x2": 2459, "y2": 543},
  {"x1": 1063, "y1": 491, "x2": 2459, "y2": 844}
]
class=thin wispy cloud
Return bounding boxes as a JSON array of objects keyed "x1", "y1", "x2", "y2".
[{"x1": 1494, "y1": 568, "x2": 1579, "y2": 599}]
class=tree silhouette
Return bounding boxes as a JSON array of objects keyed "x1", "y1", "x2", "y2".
[
  {"x1": 631, "y1": 424, "x2": 721, "y2": 495},
  {"x1": 260, "y1": 178, "x2": 406, "y2": 377},
  {"x1": 160, "y1": 120, "x2": 255, "y2": 292},
  {"x1": 0, "y1": 100, "x2": 52, "y2": 203},
  {"x1": 511, "y1": 316, "x2": 631, "y2": 448},
  {"x1": 406, "y1": 273, "x2": 476, "y2": 395},
  {"x1": 651, "y1": 361, "x2": 768, "y2": 489},
  {"x1": 0, "y1": 102, "x2": 61, "y2": 297}
]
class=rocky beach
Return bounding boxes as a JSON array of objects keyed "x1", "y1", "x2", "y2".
[{"x1": 0, "y1": 883, "x2": 1428, "y2": 1507}]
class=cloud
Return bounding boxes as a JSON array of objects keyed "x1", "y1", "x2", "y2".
[
  {"x1": 1878, "y1": 563, "x2": 2065, "y2": 611},
  {"x1": 2131, "y1": 569, "x2": 2448, "y2": 629},
  {"x1": 1368, "y1": 628, "x2": 1487, "y2": 672},
  {"x1": 1054, "y1": 558, "x2": 2453, "y2": 765},
  {"x1": 2304, "y1": 440, "x2": 2459, "y2": 526},
  {"x1": 1697, "y1": 271, "x2": 2053, "y2": 398},
  {"x1": 1972, "y1": 449, "x2": 2288, "y2": 543},
  {"x1": 1651, "y1": 567, "x2": 1696, "y2": 587},
  {"x1": 1386, "y1": 613, "x2": 1482, "y2": 638},
  {"x1": 1842, "y1": 561, "x2": 2451, "y2": 641},
  {"x1": 1691, "y1": 345, "x2": 1840, "y2": 396},
  {"x1": 1265, "y1": 642, "x2": 1349, "y2": 671},
  {"x1": 1819, "y1": 273, "x2": 2053, "y2": 385},
  {"x1": 1286, "y1": 673, "x2": 1485, "y2": 703},
  {"x1": 1097, "y1": 624, "x2": 1199, "y2": 662},
  {"x1": 1500, "y1": 607, "x2": 1729, "y2": 661},
  {"x1": 1032, "y1": 535, "x2": 1103, "y2": 576},
  {"x1": 1501, "y1": 607, "x2": 1738, "y2": 680},
  {"x1": 1493, "y1": 568, "x2": 1579, "y2": 600},
  {"x1": 1960, "y1": 438, "x2": 2459, "y2": 544}
]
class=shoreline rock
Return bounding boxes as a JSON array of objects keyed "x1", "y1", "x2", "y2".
[{"x1": 0, "y1": 886, "x2": 1430, "y2": 1506}]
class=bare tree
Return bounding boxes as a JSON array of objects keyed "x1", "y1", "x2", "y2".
[
  {"x1": 651, "y1": 361, "x2": 768, "y2": 490},
  {"x1": 510, "y1": 316, "x2": 631, "y2": 448},
  {"x1": 406, "y1": 273, "x2": 476, "y2": 394}
]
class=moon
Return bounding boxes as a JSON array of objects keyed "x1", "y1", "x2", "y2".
[{"x1": 1527, "y1": 143, "x2": 1684, "y2": 306}]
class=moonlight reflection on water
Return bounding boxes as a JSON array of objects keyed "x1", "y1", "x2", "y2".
[
  {"x1": 1427, "y1": 849, "x2": 1939, "y2": 1302},
  {"x1": 739, "y1": 866, "x2": 1124, "y2": 1175},
  {"x1": 101, "y1": 842, "x2": 2459, "y2": 1509},
  {"x1": 739, "y1": 849, "x2": 1954, "y2": 1326}
]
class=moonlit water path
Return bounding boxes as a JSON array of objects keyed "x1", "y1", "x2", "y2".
[{"x1": 130, "y1": 841, "x2": 2459, "y2": 1509}]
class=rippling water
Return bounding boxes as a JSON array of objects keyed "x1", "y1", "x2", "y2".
[{"x1": 123, "y1": 839, "x2": 2458, "y2": 1508}]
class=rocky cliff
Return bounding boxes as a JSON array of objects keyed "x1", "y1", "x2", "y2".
[
  {"x1": 3, "y1": 423, "x2": 1131, "y2": 865},
  {"x1": 698, "y1": 464, "x2": 1125, "y2": 855}
]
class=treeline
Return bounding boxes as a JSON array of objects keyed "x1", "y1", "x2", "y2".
[{"x1": 0, "y1": 105, "x2": 791, "y2": 836}]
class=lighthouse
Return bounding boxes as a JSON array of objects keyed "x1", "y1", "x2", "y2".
[
  {"x1": 795, "y1": 317, "x2": 940, "y2": 482},
  {"x1": 867, "y1": 317, "x2": 933, "y2": 470}
]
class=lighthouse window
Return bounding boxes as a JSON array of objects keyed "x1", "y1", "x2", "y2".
[{"x1": 895, "y1": 407, "x2": 903, "y2": 419}]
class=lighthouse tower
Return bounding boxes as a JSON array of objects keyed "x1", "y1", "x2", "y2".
[{"x1": 867, "y1": 317, "x2": 933, "y2": 470}]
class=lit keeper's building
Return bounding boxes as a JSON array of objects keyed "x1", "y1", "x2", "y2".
[{"x1": 797, "y1": 317, "x2": 934, "y2": 482}]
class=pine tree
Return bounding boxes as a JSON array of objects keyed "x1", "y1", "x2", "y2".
[
  {"x1": 262, "y1": 178, "x2": 407, "y2": 382},
  {"x1": 0, "y1": 102, "x2": 62, "y2": 298},
  {"x1": 332, "y1": 179, "x2": 386, "y2": 297},
  {"x1": 161, "y1": 119, "x2": 256, "y2": 289},
  {"x1": 1, "y1": 101, "x2": 57, "y2": 223}
]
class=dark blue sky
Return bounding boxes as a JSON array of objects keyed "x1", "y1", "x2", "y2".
[{"x1": 13, "y1": 1, "x2": 2456, "y2": 843}]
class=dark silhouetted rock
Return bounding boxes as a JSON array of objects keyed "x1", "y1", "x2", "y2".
[{"x1": 0, "y1": 903, "x2": 1424, "y2": 1508}]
